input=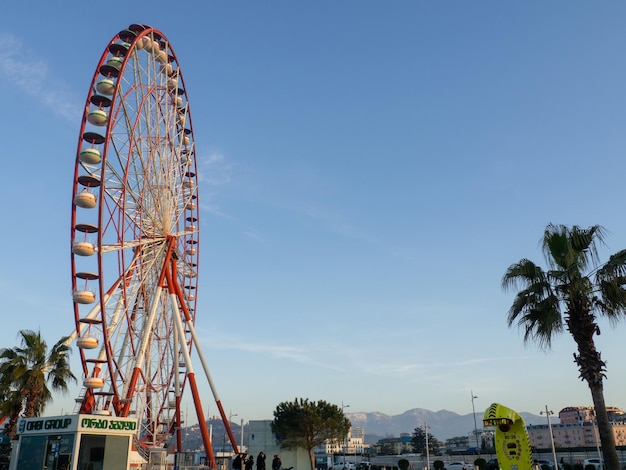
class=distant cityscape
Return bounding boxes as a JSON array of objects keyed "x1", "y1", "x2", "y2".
[{"x1": 182, "y1": 405, "x2": 626, "y2": 455}]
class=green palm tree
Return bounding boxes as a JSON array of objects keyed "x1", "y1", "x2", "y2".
[
  {"x1": 0, "y1": 387, "x2": 24, "y2": 439},
  {"x1": 0, "y1": 330, "x2": 76, "y2": 435},
  {"x1": 502, "y1": 224, "x2": 626, "y2": 470}
]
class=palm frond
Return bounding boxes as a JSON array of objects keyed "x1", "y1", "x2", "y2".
[
  {"x1": 502, "y1": 259, "x2": 546, "y2": 291},
  {"x1": 542, "y1": 224, "x2": 604, "y2": 272}
]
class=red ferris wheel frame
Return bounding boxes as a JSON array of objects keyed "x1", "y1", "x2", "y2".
[{"x1": 69, "y1": 24, "x2": 237, "y2": 465}]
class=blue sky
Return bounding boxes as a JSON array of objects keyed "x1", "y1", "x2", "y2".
[{"x1": 1, "y1": 1, "x2": 626, "y2": 434}]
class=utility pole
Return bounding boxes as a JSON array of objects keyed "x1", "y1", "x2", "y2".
[
  {"x1": 342, "y1": 401, "x2": 350, "y2": 468},
  {"x1": 540, "y1": 406, "x2": 558, "y2": 467},
  {"x1": 471, "y1": 391, "x2": 480, "y2": 459},
  {"x1": 424, "y1": 422, "x2": 430, "y2": 470}
]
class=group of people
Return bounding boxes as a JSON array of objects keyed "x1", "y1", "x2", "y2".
[{"x1": 233, "y1": 452, "x2": 282, "y2": 470}]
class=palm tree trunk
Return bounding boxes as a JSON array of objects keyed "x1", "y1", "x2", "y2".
[
  {"x1": 589, "y1": 383, "x2": 619, "y2": 470},
  {"x1": 308, "y1": 447, "x2": 316, "y2": 470}
]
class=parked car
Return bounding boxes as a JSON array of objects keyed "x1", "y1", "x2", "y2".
[
  {"x1": 486, "y1": 459, "x2": 499, "y2": 470},
  {"x1": 583, "y1": 458, "x2": 603, "y2": 470},
  {"x1": 447, "y1": 462, "x2": 473, "y2": 470}
]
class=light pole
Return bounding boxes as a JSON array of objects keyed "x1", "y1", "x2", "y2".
[
  {"x1": 229, "y1": 410, "x2": 238, "y2": 450},
  {"x1": 540, "y1": 406, "x2": 558, "y2": 468},
  {"x1": 342, "y1": 401, "x2": 350, "y2": 467},
  {"x1": 591, "y1": 416, "x2": 602, "y2": 461},
  {"x1": 424, "y1": 422, "x2": 430, "y2": 470},
  {"x1": 241, "y1": 418, "x2": 244, "y2": 451},
  {"x1": 471, "y1": 391, "x2": 480, "y2": 458}
]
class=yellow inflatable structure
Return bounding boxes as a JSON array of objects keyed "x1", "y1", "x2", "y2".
[{"x1": 483, "y1": 403, "x2": 533, "y2": 470}]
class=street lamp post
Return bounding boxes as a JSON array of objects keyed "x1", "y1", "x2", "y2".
[
  {"x1": 540, "y1": 406, "x2": 558, "y2": 468},
  {"x1": 592, "y1": 416, "x2": 602, "y2": 461},
  {"x1": 424, "y1": 422, "x2": 430, "y2": 470},
  {"x1": 471, "y1": 391, "x2": 480, "y2": 458},
  {"x1": 229, "y1": 410, "x2": 238, "y2": 449},
  {"x1": 241, "y1": 418, "x2": 244, "y2": 451},
  {"x1": 342, "y1": 401, "x2": 350, "y2": 467}
]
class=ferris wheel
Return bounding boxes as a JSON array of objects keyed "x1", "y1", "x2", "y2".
[{"x1": 69, "y1": 24, "x2": 236, "y2": 462}]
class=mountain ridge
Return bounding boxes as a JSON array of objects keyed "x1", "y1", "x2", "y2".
[{"x1": 346, "y1": 408, "x2": 544, "y2": 442}]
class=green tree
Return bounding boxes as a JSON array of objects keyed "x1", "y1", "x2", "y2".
[
  {"x1": 271, "y1": 398, "x2": 351, "y2": 470},
  {"x1": 502, "y1": 224, "x2": 626, "y2": 470},
  {"x1": 398, "y1": 459, "x2": 410, "y2": 470},
  {"x1": 410, "y1": 427, "x2": 441, "y2": 456},
  {"x1": 473, "y1": 458, "x2": 486, "y2": 470},
  {"x1": 0, "y1": 386, "x2": 23, "y2": 439},
  {"x1": 0, "y1": 330, "x2": 76, "y2": 437}
]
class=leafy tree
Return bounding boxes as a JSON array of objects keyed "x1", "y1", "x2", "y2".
[
  {"x1": 410, "y1": 427, "x2": 441, "y2": 456},
  {"x1": 398, "y1": 459, "x2": 410, "y2": 470},
  {"x1": 502, "y1": 224, "x2": 626, "y2": 470},
  {"x1": 271, "y1": 398, "x2": 351, "y2": 470},
  {"x1": 0, "y1": 387, "x2": 24, "y2": 439},
  {"x1": 0, "y1": 330, "x2": 76, "y2": 437},
  {"x1": 473, "y1": 458, "x2": 486, "y2": 470}
]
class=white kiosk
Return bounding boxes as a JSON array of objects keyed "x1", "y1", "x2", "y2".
[{"x1": 11, "y1": 414, "x2": 138, "y2": 470}]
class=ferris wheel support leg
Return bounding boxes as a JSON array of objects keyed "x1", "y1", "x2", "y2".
[
  {"x1": 119, "y1": 259, "x2": 171, "y2": 415},
  {"x1": 170, "y1": 292, "x2": 216, "y2": 468},
  {"x1": 171, "y1": 274, "x2": 240, "y2": 454},
  {"x1": 173, "y1": 318, "x2": 183, "y2": 453}
]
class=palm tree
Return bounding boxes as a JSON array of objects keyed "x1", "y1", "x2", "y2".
[
  {"x1": 502, "y1": 224, "x2": 626, "y2": 470},
  {"x1": 0, "y1": 330, "x2": 76, "y2": 436},
  {"x1": 0, "y1": 388, "x2": 24, "y2": 439}
]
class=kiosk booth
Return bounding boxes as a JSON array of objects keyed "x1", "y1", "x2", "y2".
[{"x1": 10, "y1": 414, "x2": 138, "y2": 470}]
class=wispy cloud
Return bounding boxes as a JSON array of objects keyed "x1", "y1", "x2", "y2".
[
  {"x1": 196, "y1": 149, "x2": 266, "y2": 243},
  {"x1": 0, "y1": 33, "x2": 80, "y2": 122},
  {"x1": 196, "y1": 151, "x2": 234, "y2": 186},
  {"x1": 203, "y1": 329, "x2": 315, "y2": 364}
]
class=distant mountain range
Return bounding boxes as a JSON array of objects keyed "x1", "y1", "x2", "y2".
[
  {"x1": 345, "y1": 408, "x2": 545, "y2": 443},
  {"x1": 182, "y1": 408, "x2": 545, "y2": 451}
]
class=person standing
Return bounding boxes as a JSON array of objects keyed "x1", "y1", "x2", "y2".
[
  {"x1": 272, "y1": 454, "x2": 282, "y2": 470},
  {"x1": 233, "y1": 453, "x2": 244, "y2": 470},
  {"x1": 245, "y1": 455, "x2": 254, "y2": 470},
  {"x1": 256, "y1": 452, "x2": 266, "y2": 470}
]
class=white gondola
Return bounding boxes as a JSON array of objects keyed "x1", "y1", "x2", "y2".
[
  {"x1": 173, "y1": 95, "x2": 183, "y2": 107},
  {"x1": 167, "y1": 77, "x2": 178, "y2": 90},
  {"x1": 156, "y1": 50, "x2": 168, "y2": 64},
  {"x1": 96, "y1": 78, "x2": 115, "y2": 95},
  {"x1": 79, "y1": 148, "x2": 102, "y2": 164},
  {"x1": 185, "y1": 201, "x2": 196, "y2": 210},
  {"x1": 83, "y1": 377, "x2": 105, "y2": 388},
  {"x1": 73, "y1": 290, "x2": 96, "y2": 304},
  {"x1": 77, "y1": 336, "x2": 99, "y2": 349},
  {"x1": 140, "y1": 36, "x2": 152, "y2": 51},
  {"x1": 72, "y1": 241, "x2": 95, "y2": 256},
  {"x1": 181, "y1": 135, "x2": 190, "y2": 146},
  {"x1": 74, "y1": 190, "x2": 97, "y2": 209},
  {"x1": 106, "y1": 56, "x2": 124, "y2": 70},
  {"x1": 185, "y1": 248, "x2": 196, "y2": 256},
  {"x1": 160, "y1": 63, "x2": 174, "y2": 75},
  {"x1": 87, "y1": 109, "x2": 108, "y2": 126},
  {"x1": 182, "y1": 180, "x2": 194, "y2": 189}
]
